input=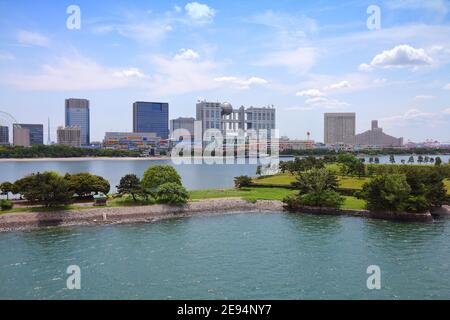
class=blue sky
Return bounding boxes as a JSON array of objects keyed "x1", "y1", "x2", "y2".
[{"x1": 0, "y1": 0, "x2": 449, "y2": 143}]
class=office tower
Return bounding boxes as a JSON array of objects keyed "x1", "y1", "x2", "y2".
[
  {"x1": 57, "y1": 126, "x2": 81, "y2": 147},
  {"x1": 324, "y1": 113, "x2": 356, "y2": 145},
  {"x1": 65, "y1": 98, "x2": 90, "y2": 146},
  {"x1": 195, "y1": 100, "x2": 276, "y2": 134},
  {"x1": 0, "y1": 126, "x2": 9, "y2": 145},
  {"x1": 170, "y1": 117, "x2": 195, "y2": 139},
  {"x1": 13, "y1": 124, "x2": 44, "y2": 146},
  {"x1": 133, "y1": 102, "x2": 169, "y2": 139},
  {"x1": 355, "y1": 120, "x2": 403, "y2": 147}
]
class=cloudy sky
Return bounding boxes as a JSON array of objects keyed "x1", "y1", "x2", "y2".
[{"x1": 0, "y1": 0, "x2": 449, "y2": 143}]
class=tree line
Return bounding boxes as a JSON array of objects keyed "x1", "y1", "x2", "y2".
[
  {"x1": 0, "y1": 145, "x2": 141, "y2": 159},
  {"x1": 0, "y1": 165, "x2": 189, "y2": 210}
]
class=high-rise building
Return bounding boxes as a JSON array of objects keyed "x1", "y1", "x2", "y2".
[
  {"x1": 324, "y1": 113, "x2": 356, "y2": 145},
  {"x1": 355, "y1": 120, "x2": 403, "y2": 147},
  {"x1": 170, "y1": 117, "x2": 195, "y2": 140},
  {"x1": 13, "y1": 124, "x2": 44, "y2": 146},
  {"x1": 0, "y1": 126, "x2": 9, "y2": 145},
  {"x1": 57, "y1": 126, "x2": 81, "y2": 147},
  {"x1": 196, "y1": 101, "x2": 276, "y2": 134},
  {"x1": 65, "y1": 98, "x2": 90, "y2": 146},
  {"x1": 133, "y1": 102, "x2": 169, "y2": 139}
]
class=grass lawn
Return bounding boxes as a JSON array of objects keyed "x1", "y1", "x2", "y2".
[
  {"x1": 189, "y1": 187, "x2": 296, "y2": 202},
  {"x1": 342, "y1": 196, "x2": 366, "y2": 210},
  {"x1": 190, "y1": 187, "x2": 366, "y2": 210},
  {"x1": 253, "y1": 173, "x2": 369, "y2": 190}
]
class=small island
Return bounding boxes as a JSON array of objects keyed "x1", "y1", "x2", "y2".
[{"x1": 0, "y1": 154, "x2": 449, "y2": 232}]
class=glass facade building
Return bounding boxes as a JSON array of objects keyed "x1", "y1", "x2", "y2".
[
  {"x1": 0, "y1": 126, "x2": 9, "y2": 145},
  {"x1": 65, "y1": 98, "x2": 90, "y2": 146},
  {"x1": 13, "y1": 124, "x2": 44, "y2": 145},
  {"x1": 133, "y1": 102, "x2": 169, "y2": 139}
]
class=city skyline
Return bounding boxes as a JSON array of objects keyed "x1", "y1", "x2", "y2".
[{"x1": 0, "y1": 1, "x2": 449, "y2": 143}]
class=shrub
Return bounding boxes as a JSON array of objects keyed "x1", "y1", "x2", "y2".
[
  {"x1": 400, "y1": 195, "x2": 430, "y2": 213},
  {"x1": 0, "y1": 199, "x2": 13, "y2": 211},
  {"x1": 292, "y1": 168, "x2": 339, "y2": 193},
  {"x1": 155, "y1": 182, "x2": 189, "y2": 205},
  {"x1": 142, "y1": 165, "x2": 182, "y2": 195},
  {"x1": 358, "y1": 174, "x2": 411, "y2": 212},
  {"x1": 284, "y1": 168, "x2": 344, "y2": 209},
  {"x1": 234, "y1": 176, "x2": 252, "y2": 189}
]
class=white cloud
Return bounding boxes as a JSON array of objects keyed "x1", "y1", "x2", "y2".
[
  {"x1": 185, "y1": 2, "x2": 216, "y2": 23},
  {"x1": 0, "y1": 52, "x2": 15, "y2": 61},
  {"x1": 174, "y1": 48, "x2": 200, "y2": 60},
  {"x1": 255, "y1": 47, "x2": 317, "y2": 73},
  {"x1": 444, "y1": 83, "x2": 450, "y2": 90},
  {"x1": 147, "y1": 54, "x2": 219, "y2": 95},
  {"x1": 362, "y1": 45, "x2": 433, "y2": 70},
  {"x1": 116, "y1": 23, "x2": 173, "y2": 43},
  {"x1": 296, "y1": 89, "x2": 324, "y2": 98},
  {"x1": 174, "y1": 5, "x2": 182, "y2": 13},
  {"x1": 304, "y1": 97, "x2": 350, "y2": 109},
  {"x1": 4, "y1": 55, "x2": 146, "y2": 91},
  {"x1": 214, "y1": 76, "x2": 268, "y2": 89},
  {"x1": 386, "y1": 0, "x2": 449, "y2": 15},
  {"x1": 444, "y1": 108, "x2": 450, "y2": 115},
  {"x1": 113, "y1": 68, "x2": 146, "y2": 78},
  {"x1": 381, "y1": 109, "x2": 442, "y2": 127},
  {"x1": 358, "y1": 64, "x2": 373, "y2": 72},
  {"x1": 414, "y1": 95, "x2": 434, "y2": 100},
  {"x1": 327, "y1": 80, "x2": 350, "y2": 90},
  {"x1": 17, "y1": 31, "x2": 50, "y2": 47}
]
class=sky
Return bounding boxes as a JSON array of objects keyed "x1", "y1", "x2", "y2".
[{"x1": 0, "y1": 0, "x2": 449, "y2": 143}]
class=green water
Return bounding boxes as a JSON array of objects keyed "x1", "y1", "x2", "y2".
[{"x1": 0, "y1": 212, "x2": 449, "y2": 299}]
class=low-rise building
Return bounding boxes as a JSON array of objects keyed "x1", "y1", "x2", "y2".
[
  {"x1": 57, "y1": 126, "x2": 81, "y2": 147},
  {"x1": 103, "y1": 132, "x2": 160, "y2": 151},
  {"x1": 355, "y1": 120, "x2": 403, "y2": 147},
  {"x1": 279, "y1": 136, "x2": 315, "y2": 152}
]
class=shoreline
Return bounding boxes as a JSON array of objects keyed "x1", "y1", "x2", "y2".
[
  {"x1": 0, "y1": 199, "x2": 445, "y2": 233},
  {"x1": 0, "y1": 157, "x2": 170, "y2": 162}
]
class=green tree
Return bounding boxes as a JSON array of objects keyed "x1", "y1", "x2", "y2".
[
  {"x1": 408, "y1": 156, "x2": 415, "y2": 163},
  {"x1": 285, "y1": 168, "x2": 344, "y2": 209},
  {"x1": 142, "y1": 165, "x2": 182, "y2": 196},
  {"x1": 418, "y1": 155, "x2": 424, "y2": 164},
  {"x1": 64, "y1": 173, "x2": 110, "y2": 197},
  {"x1": 234, "y1": 176, "x2": 252, "y2": 189},
  {"x1": 256, "y1": 165, "x2": 262, "y2": 176},
  {"x1": 116, "y1": 174, "x2": 143, "y2": 202},
  {"x1": 358, "y1": 174, "x2": 411, "y2": 211},
  {"x1": 389, "y1": 155, "x2": 395, "y2": 164},
  {"x1": 155, "y1": 182, "x2": 189, "y2": 205},
  {"x1": 14, "y1": 172, "x2": 72, "y2": 207},
  {"x1": 0, "y1": 182, "x2": 18, "y2": 200},
  {"x1": 435, "y1": 157, "x2": 442, "y2": 166}
]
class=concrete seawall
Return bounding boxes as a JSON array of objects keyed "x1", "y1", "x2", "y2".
[
  {"x1": 0, "y1": 199, "x2": 284, "y2": 232},
  {"x1": 1, "y1": 199, "x2": 443, "y2": 233}
]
